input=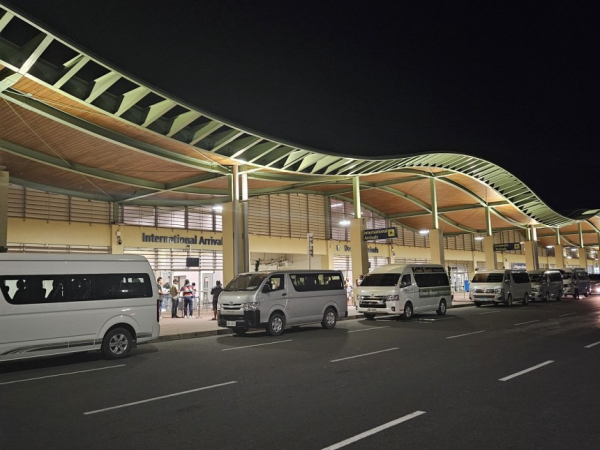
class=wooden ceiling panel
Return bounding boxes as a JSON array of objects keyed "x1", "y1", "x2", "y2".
[
  {"x1": 354, "y1": 188, "x2": 428, "y2": 216},
  {"x1": 444, "y1": 173, "x2": 505, "y2": 203},
  {"x1": 0, "y1": 102, "x2": 204, "y2": 184},
  {"x1": 494, "y1": 205, "x2": 533, "y2": 225},
  {"x1": 386, "y1": 179, "x2": 431, "y2": 205}
]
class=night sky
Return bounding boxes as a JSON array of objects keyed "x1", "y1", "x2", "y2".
[{"x1": 5, "y1": 0, "x2": 599, "y2": 214}]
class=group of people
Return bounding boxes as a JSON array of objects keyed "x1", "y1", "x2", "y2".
[
  {"x1": 157, "y1": 277, "x2": 224, "y2": 319},
  {"x1": 345, "y1": 274, "x2": 364, "y2": 306}
]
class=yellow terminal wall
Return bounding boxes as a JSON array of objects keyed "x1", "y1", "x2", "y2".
[{"x1": 7, "y1": 218, "x2": 584, "y2": 270}]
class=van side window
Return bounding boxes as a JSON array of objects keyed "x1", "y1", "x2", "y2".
[
  {"x1": 290, "y1": 273, "x2": 343, "y2": 291},
  {"x1": 268, "y1": 275, "x2": 285, "y2": 292},
  {"x1": 0, "y1": 273, "x2": 152, "y2": 304},
  {"x1": 400, "y1": 274, "x2": 412, "y2": 288}
]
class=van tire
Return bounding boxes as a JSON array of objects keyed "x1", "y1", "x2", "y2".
[
  {"x1": 506, "y1": 294, "x2": 513, "y2": 307},
  {"x1": 266, "y1": 312, "x2": 285, "y2": 336},
  {"x1": 522, "y1": 294, "x2": 529, "y2": 306},
  {"x1": 584, "y1": 290, "x2": 589, "y2": 298},
  {"x1": 102, "y1": 327, "x2": 133, "y2": 360},
  {"x1": 364, "y1": 313, "x2": 376, "y2": 320},
  {"x1": 402, "y1": 302, "x2": 414, "y2": 320},
  {"x1": 543, "y1": 292, "x2": 549, "y2": 302},
  {"x1": 474, "y1": 302, "x2": 482, "y2": 307},
  {"x1": 322, "y1": 307, "x2": 337, "y2": 329},
  {"x1": 557, "y1": 291, "x2": 562, "y2": 301},
  {"x1": 436, "y1": 299, "x2": 447, "y2": 315},
  {"x1": 233, "y1": 328, "x2": 247, "y2": 336}
]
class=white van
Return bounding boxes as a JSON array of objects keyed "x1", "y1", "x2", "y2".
[
  {"x1": 218, "y1": 270, "x2": 347, "y2": 336},
  {"x1": 559, "y1": 268, "x2": 591, "y2": 298},
  {"x1": 356, "y1": 264, "x2": 452, "y2": 320},
  {"x1": 0, "y1": 254, "x2": 160, "y2": 362},
  {"x1": 469, "y1": 270, "x2": 530, "y2": 306}
]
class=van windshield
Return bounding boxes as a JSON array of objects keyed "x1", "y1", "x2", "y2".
[
  {"x1": 225, "y1": 273, "x2": 268, "y2": 291},
  {"x1": 360, "y1": 273, "x2": 401, "y2": 286},
  {"x1": 472, "y1": 273, "x2": 504, "y2": 283}
]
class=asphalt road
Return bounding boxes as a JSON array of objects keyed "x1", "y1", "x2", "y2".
[{"x1": 2, "y1": 296, "x2": 600, "y2": 450}]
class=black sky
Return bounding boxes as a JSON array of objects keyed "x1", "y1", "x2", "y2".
[{"x1": 5, "y1": 0, "x2": 599, "y2": 213}]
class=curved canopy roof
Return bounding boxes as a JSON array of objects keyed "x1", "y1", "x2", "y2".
[{"x1": 0, "y1": 5, "x2": 598, "y2": 252}]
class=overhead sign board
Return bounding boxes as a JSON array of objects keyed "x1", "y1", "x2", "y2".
[
  {"x1": 493, "y1": 243, "x2": 522, "y2": 252},
  {"x1": 363, "y1": 227, "x2": 398, "y2": 241}
]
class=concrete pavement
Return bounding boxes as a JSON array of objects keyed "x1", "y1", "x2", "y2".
[{"x1": 156, "y1": 291, "x2": 474, "y2": 341}]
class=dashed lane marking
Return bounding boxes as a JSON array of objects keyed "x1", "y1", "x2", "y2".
[
  {"x1": 84, "y1": 381, "x2": 238, "y2": 415},
  {"x1": 330, "y1": 347, "x2": 398, "y2": 363},
  {"x1": 321, "y1": 411, "x2": 426, "y2": 450},
  {"x1": 499, "y1": 361, "x2": 554, "y2": 381},
  {"x1": 0, "y1": 365, "x2": 125, "y2": 386}
]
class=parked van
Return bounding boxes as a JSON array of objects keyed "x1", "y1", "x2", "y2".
[
  {"x1": 528, "y1": 269, "x2": 563, "y2": 302},
  {"x1": 217, "y1": 270, "x2": 347, "y2": 336},
  {"x1": 559, "y1": 268, "x2": 591, "y2": 298},
  {"x1": 356, "y1": 264, "x2": 452, "y2": 320},
  {"x1": 0, "y1": 254, "x2": 160, "y2": 362},
  {"x1": 469, "y1": 270, "x2": 530, "y2": 306}
]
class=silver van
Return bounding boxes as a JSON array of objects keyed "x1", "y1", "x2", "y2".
[
  {"x1": 559, "y1": 268, "x2": 591, "y2": 298},
  {"x1": 470, "y1": 270, "x2": 531, "y2": 306},
  {"x1": 528, "y1": 270, "x2": 563, "y2": 302},
  {"x1": 217, "y1": 270, "x2": 347, "y2": 336}
]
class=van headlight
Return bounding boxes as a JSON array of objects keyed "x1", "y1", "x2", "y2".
[
  {"x1": 244, "y1": 302, "x2": 260, "y2": 311},
  {"x1": 494, "y1": 288, "x2": 502, "y2": 293},
  {"x1": 217, "y1": 302, "x2": 221, "y2": 310},
  {"x1": 386, "y1": 295, "x2": 399, "y2": 302}
]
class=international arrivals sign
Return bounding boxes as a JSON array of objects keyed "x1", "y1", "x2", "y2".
[
  {"x1": 142, "y1": 233, "x2": 222, "y2": 246},
  {"x1": 363, "y1": 227, "x2": 398, "y2": 241},
  {"x1": 493, "y1": 243, "x2": 522, "y2": 251}
]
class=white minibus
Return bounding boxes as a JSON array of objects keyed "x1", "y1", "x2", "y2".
[
  {"x1": 0, "y1": 254, "x2": 160, "y2": 362},
  {"x1": 218, "y1": 270, "x2": 347, "y2": 336},
  {"x1": 356, "y1": 264, "x2": 452, "y2": 320}
]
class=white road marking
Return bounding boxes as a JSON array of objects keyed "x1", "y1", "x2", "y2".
[
  {"x1": 84, "y1": 381, "x2": 238, "y2": 415},
  {"x1": 445, "y1": 330, "x2": 486, "y2": 339},
  {"x1": 499, "y1": 361, "x2": 554, "y2": 381},
  {"x1": 330, "y1": 347, "x2": 399, "y2": 363},
  {"x1": 478, "y1": 310, "x2": 502, "y2": 315},
  {"x1": 0, "y1": 365, "x2": 125, "y2": 386},
  {"x1": 348, "y1": 326, "x2": 390, "y2": 333},
  {"x1": 559, "y1": 313, "x2": 577, "y2": 317},
  {"x1": 584, "y1": 341, "x2": 600, "y2": 349},
  {"x1": 321, "y1": 411, "x2": 426, "y2": 450},
  {"x1": 222, "y1": 340, "x2": 292, "y2": 351},
  {"x1": 514, "y1": 320, "x2": 540, "y2": 326}
]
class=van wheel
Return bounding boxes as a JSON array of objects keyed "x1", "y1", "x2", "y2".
[
  {"x1": 522, "y1": 294, "x2": 529, "y2": 306},
  {"x1": 436, "y1": 299, "x2": 447, "y2": 315},
  {"x1": 474, "y1": 302, "x2": 482, "y2": 307},
  {"x1": 364, "y1": 313, "x2": 376, "y2": 320},
  {"x1": 584, "y1": 290, "x2": 589, "y2": 298},
  {"x1": 543, "y1": 292, "x2": 549, "y2": 302},
  {"x1": 233, "y1": 328, "x2": 247, "y2": 336},
  {"x1": 102, "y1": 327, "x2": 132, "y2": 360},
  {"x1": 322, "y1": 307, "x2": 337, "y2": 329},
  {"x1": 557, "y1": 291, "x2": 562, "y2": 302},
  {"x1": 266, "y1": 312, "x2": 285, "y2": 336},
  {"x1": 506, "y1": 294, "x2": 513, "y2": 307},
  {"x1": 402, "y1": 302, "x2": 414, "y2": 320}
]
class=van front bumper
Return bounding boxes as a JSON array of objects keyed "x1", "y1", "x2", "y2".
[
  {"x1": 469, "y1": 293, "x2": 503, "y2": 303},
  {"x1": 358, "y1": 301, "x2": 399, "y2": 315},
  {"x1": 218, "y1": 310, "x2": 261, "y2": 329}
]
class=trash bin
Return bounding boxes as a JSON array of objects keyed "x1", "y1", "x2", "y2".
[{"x1": 464, "y1": 280, "x2": 470, "y2": 292}]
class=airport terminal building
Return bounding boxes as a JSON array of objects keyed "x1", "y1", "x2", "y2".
[{"x1": 0, "y1": 4, "x2": 599, "y2": 297}]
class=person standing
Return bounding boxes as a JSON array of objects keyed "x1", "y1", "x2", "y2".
[
  {"x1": 157, "y1": 277, "x2": 166, "y2": 317},
  {"x1": 170, "y1": 279, "x2": 180, "y2": 318},
  {"x1": 211, "y1": 280, "x2": 224, "y2": 320},
  {"x1": 345, "y1": 276, "x2": 353, "y2": 306},
  {"x1": 181, "y1": 279, "x2": 194, "y2": 318}
]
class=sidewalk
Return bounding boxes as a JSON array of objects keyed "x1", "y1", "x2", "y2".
[{"x1": 155, "y1": 294, "x2": 473, "y2": 342}]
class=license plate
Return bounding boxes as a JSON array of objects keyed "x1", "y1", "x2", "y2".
[
  {"x1": 367, "y1": 308, "x2": 378, "y2": 312},
  {"x1": 226, "y1": 321, "x2": 236, "y2": 327}
]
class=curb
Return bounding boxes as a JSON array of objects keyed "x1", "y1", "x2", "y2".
[{"x1": 153, "y1": 302, "x2": 475, "y2": 343}]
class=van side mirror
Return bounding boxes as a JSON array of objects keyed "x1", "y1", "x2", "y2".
[{"x1": 262, "y1": 284, "x2": 272, "y2": 293}]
